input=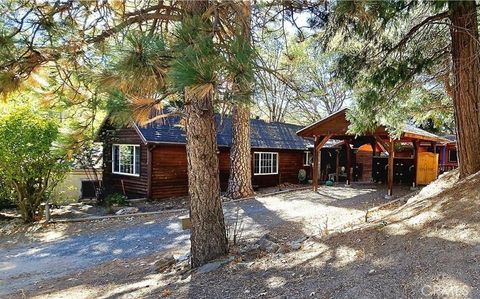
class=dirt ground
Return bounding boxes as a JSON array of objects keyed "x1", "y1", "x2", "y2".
[{"x1": 5, "y1": 179, "x2": 474, "y2": 298}]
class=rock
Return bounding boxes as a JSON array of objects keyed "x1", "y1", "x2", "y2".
[
  {"x1": 175, "y1": 252, "x2": 190, "y2": 263},
  {"x1": 154, "y1": 254, "x2": 176, "y2": 272},
  {"x1": 289, "y1": 242, "x2": 302, "y2": 251},
  {"x1": 256, "y1": 235, "x2": 280, "y2": 253},
  {"x1": 197, "y1": 256, "x2": 234, "y2": 274},
  {"x1": 115, "y1": 207, "x2": 139, "y2": 215}
]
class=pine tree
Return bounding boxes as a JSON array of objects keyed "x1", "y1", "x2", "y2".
[{"x1": 317, "y1": 1, "x2": 480, "y2": 178}]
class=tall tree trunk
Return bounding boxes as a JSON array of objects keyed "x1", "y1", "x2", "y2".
[
  {"x1": 182, "y1": 0, "x2": 228, "y2": 267},
  {"x1": 449, "y1": 1, "x2": 480, "y2": 178},
  {"x1": 185, "y1": 88, "x2": 228, "y2": 267},
  {"x1": 226, "y1": 104, "x2": 254, "y2": 198},
  {"x1": 226, "y1": 1, "x2": 254, "y2": 199}
]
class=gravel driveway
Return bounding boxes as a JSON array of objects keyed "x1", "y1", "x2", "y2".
[{"x1": 0, "y1": 184, "x2": 412, "y2": 296}]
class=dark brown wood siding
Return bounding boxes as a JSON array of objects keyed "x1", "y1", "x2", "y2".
[
  {"x1": 149, "y1": 146, "x2": 308, "y2": 199},
  {"x1": 102, "y1": 126, "x2": 148, "y2": 198},
  {"x1": 252, "y1": 149, "x2": 307, "y2": 188},
  {"x1": 150, "y1": 144, "x2": 189, "y2": 199}
]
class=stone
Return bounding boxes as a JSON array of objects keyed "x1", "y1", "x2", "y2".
[
  {"x1": 179, "y1": 216, "x2": 191, "y2": 230},
  {"x1": 256, "y1": 236, "x2": 280, "y2": 253},
  {"x1": 197, "y1": 256, "x2": 234, "y2": 274},
  {"x1": 175, "y1": 252, "x2": 190, "y2": 263},
  {"x1": 115, "y1": 207, "x2": 139, "y2": 215},
  {"x1": 289, "y1": 242, "x2": 302, "y2": 251},
  {"x1": 154, "y1": 254, "x2": 176, "y2": 272}
]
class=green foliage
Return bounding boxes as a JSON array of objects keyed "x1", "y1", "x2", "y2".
[
  {"x1": 105, "y1": 193, "x2": 128, "y2": 213},
  {"x1": 324, "y1": 1, "x2": 453, "y2": 135},
  {"x1": 105, "y1": 193, "x2": 128, "y2": 206},
  {"x1": 226, "y1": 34, "x2": 254, "y2": 102},
  {"x1": 0, "y1": 107, "x2": 69, "y2": 222},
  {"x1": 169, "y1": 16, "x2": 221, "y2": 92},
  {"x1": 0, "y1": 179, "x2": 15, "y2": 209}
]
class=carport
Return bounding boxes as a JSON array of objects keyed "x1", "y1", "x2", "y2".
[{"x1": 297, "y1": 108, "x2": 451, "y2": 196}]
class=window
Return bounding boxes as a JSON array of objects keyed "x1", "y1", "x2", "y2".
[
  {"x1": 112, "y1": 144, "x2": 140, "y2": 176},
  {"x1": 304, "y1": 151, "x2": 313, "y2": 166},
  {"x1": 253, "y1": 152, "x2": 278, "y2": 175},
  {"x1": 448, "y1": 149, "x2": 458, "y2": 163}
]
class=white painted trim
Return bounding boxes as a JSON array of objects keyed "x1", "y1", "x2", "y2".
[
  {"x1": 303, "y1": 151, "x2": 312, "y2": 166},
  {"x1": 112, "y1": 144, "x2": 141, "y2": 177},
  {"x1": 253, "y1": 151, "x2": 279, "y2": 176}
]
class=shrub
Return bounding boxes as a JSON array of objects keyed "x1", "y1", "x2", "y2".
[{"x1": 0, "y1": 108, "x2": 69, "y2": 222}]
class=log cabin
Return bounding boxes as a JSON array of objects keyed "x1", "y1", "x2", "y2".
[{"x1": 98, "y1": 114, "x2": 315, "y2": 199}]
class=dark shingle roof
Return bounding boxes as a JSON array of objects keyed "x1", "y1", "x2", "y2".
[{"x1": 135, "y1": 115, "x2": 312, "y2": 150}]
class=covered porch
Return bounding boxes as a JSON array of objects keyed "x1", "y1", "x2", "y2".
[{"x1": 297, "y1": 109, "x2": 451, "y2": 196}]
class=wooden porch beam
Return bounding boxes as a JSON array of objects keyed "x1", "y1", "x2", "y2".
[
  {"x1": 335, "y1": 149, "x2": 340, "y2": 182},
  {"x1": 345, "y1": 139, "x2": 352, "y2": 185},
  {"x1": 413, "y1": 139, "x2": 419, "y2": 188},
  {"x1": 312, "y1": 134, "x2": 332, "y2": 191},
  {"x1": 387, "y1": 139, "x2": 395, "y2": 196},
  {"x1": 373, "y1": 135, "x2": 389, "y2": 154}
]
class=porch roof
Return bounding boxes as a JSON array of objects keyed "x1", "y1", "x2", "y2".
[{"x1": 296, "y1": 108, "x2": 450, "y2": 143}]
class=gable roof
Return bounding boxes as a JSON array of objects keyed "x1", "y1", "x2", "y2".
[
  {"x1": 134, "y1": 114, "x2": 313, "y2": 150},
  {"x1": 297, "y1": 108, "x2": 451, "y2": 143}
]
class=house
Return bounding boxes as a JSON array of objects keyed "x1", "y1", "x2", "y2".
[
  {"x1": 98, "y1": 115, "x2": 313, "y2": 199},
  {"x1": 297, "y1": 108, "x2": 452, "y2": 196},
  {"x1": 437, "y1": 134, "x2": 458, "y2": 173},
  {"x1": 52, "y1": 144, "x2": 103, "y2": 202}
]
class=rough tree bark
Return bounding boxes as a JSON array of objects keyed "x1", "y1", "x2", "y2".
[
  {"x1": 226, "y1": 104, "x2": 254, "y2": 199},
  {"x1": 449, "y1": 1, "x2": 480, "y2": 178},
  {"x1": 185, "y1": 88, "x2": 228, "y2": 267},
  {"x1": 183, "y1": 0, "x2": 228, "y2": 267},
  {"x1": 226, "y1": 1, "x2": 255, "y2": 199}
]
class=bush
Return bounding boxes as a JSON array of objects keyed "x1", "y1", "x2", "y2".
[
  {"x1": 104, "y1": 193, "x2": 128, "y2": 214},
  {"x1": 0, "y1": 108, "x2": 69, "y2": 222},
  {"x1": 105, "y1": 193, "x2": 128, "y2": 206},
  {"x1": 0, "y1": 179, "x2": 15, "y2": 209}
]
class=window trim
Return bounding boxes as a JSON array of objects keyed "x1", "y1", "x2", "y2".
[
  {"x1": 304, "y1": 151, "x2": 313, "y2": 166},
  {"x1": 253, "y1": 151, "x2": 279, "y2": 176},
  {"x1": 112, "y1": 144, "x2": 141, "y2": 177},
  {"x1": 448, "y1": 149, "x2": 458, "y2": 163}
]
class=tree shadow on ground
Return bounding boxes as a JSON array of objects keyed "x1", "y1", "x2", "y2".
[{"x1": 6, "y1": 174, "x2": 480, "y2": 298}]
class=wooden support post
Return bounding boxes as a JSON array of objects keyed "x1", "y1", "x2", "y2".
[
  {"x1": 387, "y1": 139, "x2": 395, "y2": 196},
  {"x1": 413, "y1": 140, "x2": 419, "y2": 188},
  {"x1": 345, "y1": 140, "x2": 352, "y2": 185},
  {"x1": 312, "y1": 138, "x2": 320, "y2": 192},
  {"x1": 335, "y1": 149, "x2": 340, "y2": 182},
  {"x1": 312, "y1": 135, "x2": 332, "y2": 191}
]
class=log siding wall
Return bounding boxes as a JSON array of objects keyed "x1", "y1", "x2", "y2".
[
  {"x1": 102, "y1": 126, "x2": 311, "y2": 200},
  {"x1": 102, "y1": 127, "x2": 149, "y2": 198}
]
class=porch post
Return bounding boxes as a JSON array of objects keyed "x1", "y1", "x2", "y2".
[
  {"x1": 413, "y1": 140, "x2": 419, "y2": 188},
  {"x1": 335, "y1": 149, "x2": 340, "y2": 182},
  {"x1": 312, "y1": 135, "x2": 332, "y2": 191},
  {"x1": 387, "y1": 139, "x2": 395, "y2": 196},
  {"x1": 345, "y1": 140, "x2": 352, "y2": 185},
  {"x1": 312, "y1": 137, "x2": 320, "y2": 192}
]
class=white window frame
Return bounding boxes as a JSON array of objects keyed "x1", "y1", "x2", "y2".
[
  {"x1": 253, "y1": 152, "x2": 279, "y2": 175},
  {"x1": 304, "y1": 151, "x2": 313, "y2": 166},
  {"x1": 112, "y1": 144, "x2": 141, "y2": 177}
]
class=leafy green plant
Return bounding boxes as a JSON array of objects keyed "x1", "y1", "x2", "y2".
[
  {"x1": 105, "y1": 193, "x2": 128, "y2": 207},
  {"x1": 0, "y1": 108, "x2": 69, "y2": 222}
]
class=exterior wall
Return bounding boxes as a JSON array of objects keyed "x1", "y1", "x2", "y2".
[
  {"x1": 52, "y1": 169, "x2": 103, "y2": 202},
  {"x1": 149, "y1": 145, "x2": 310, "y2": 199},
  {"x1": 102, "y1": 126, "x2": 149, "y2": 198},
  {"x1": 150, "y1": 144, "x2": 189, "y2": 199}
]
